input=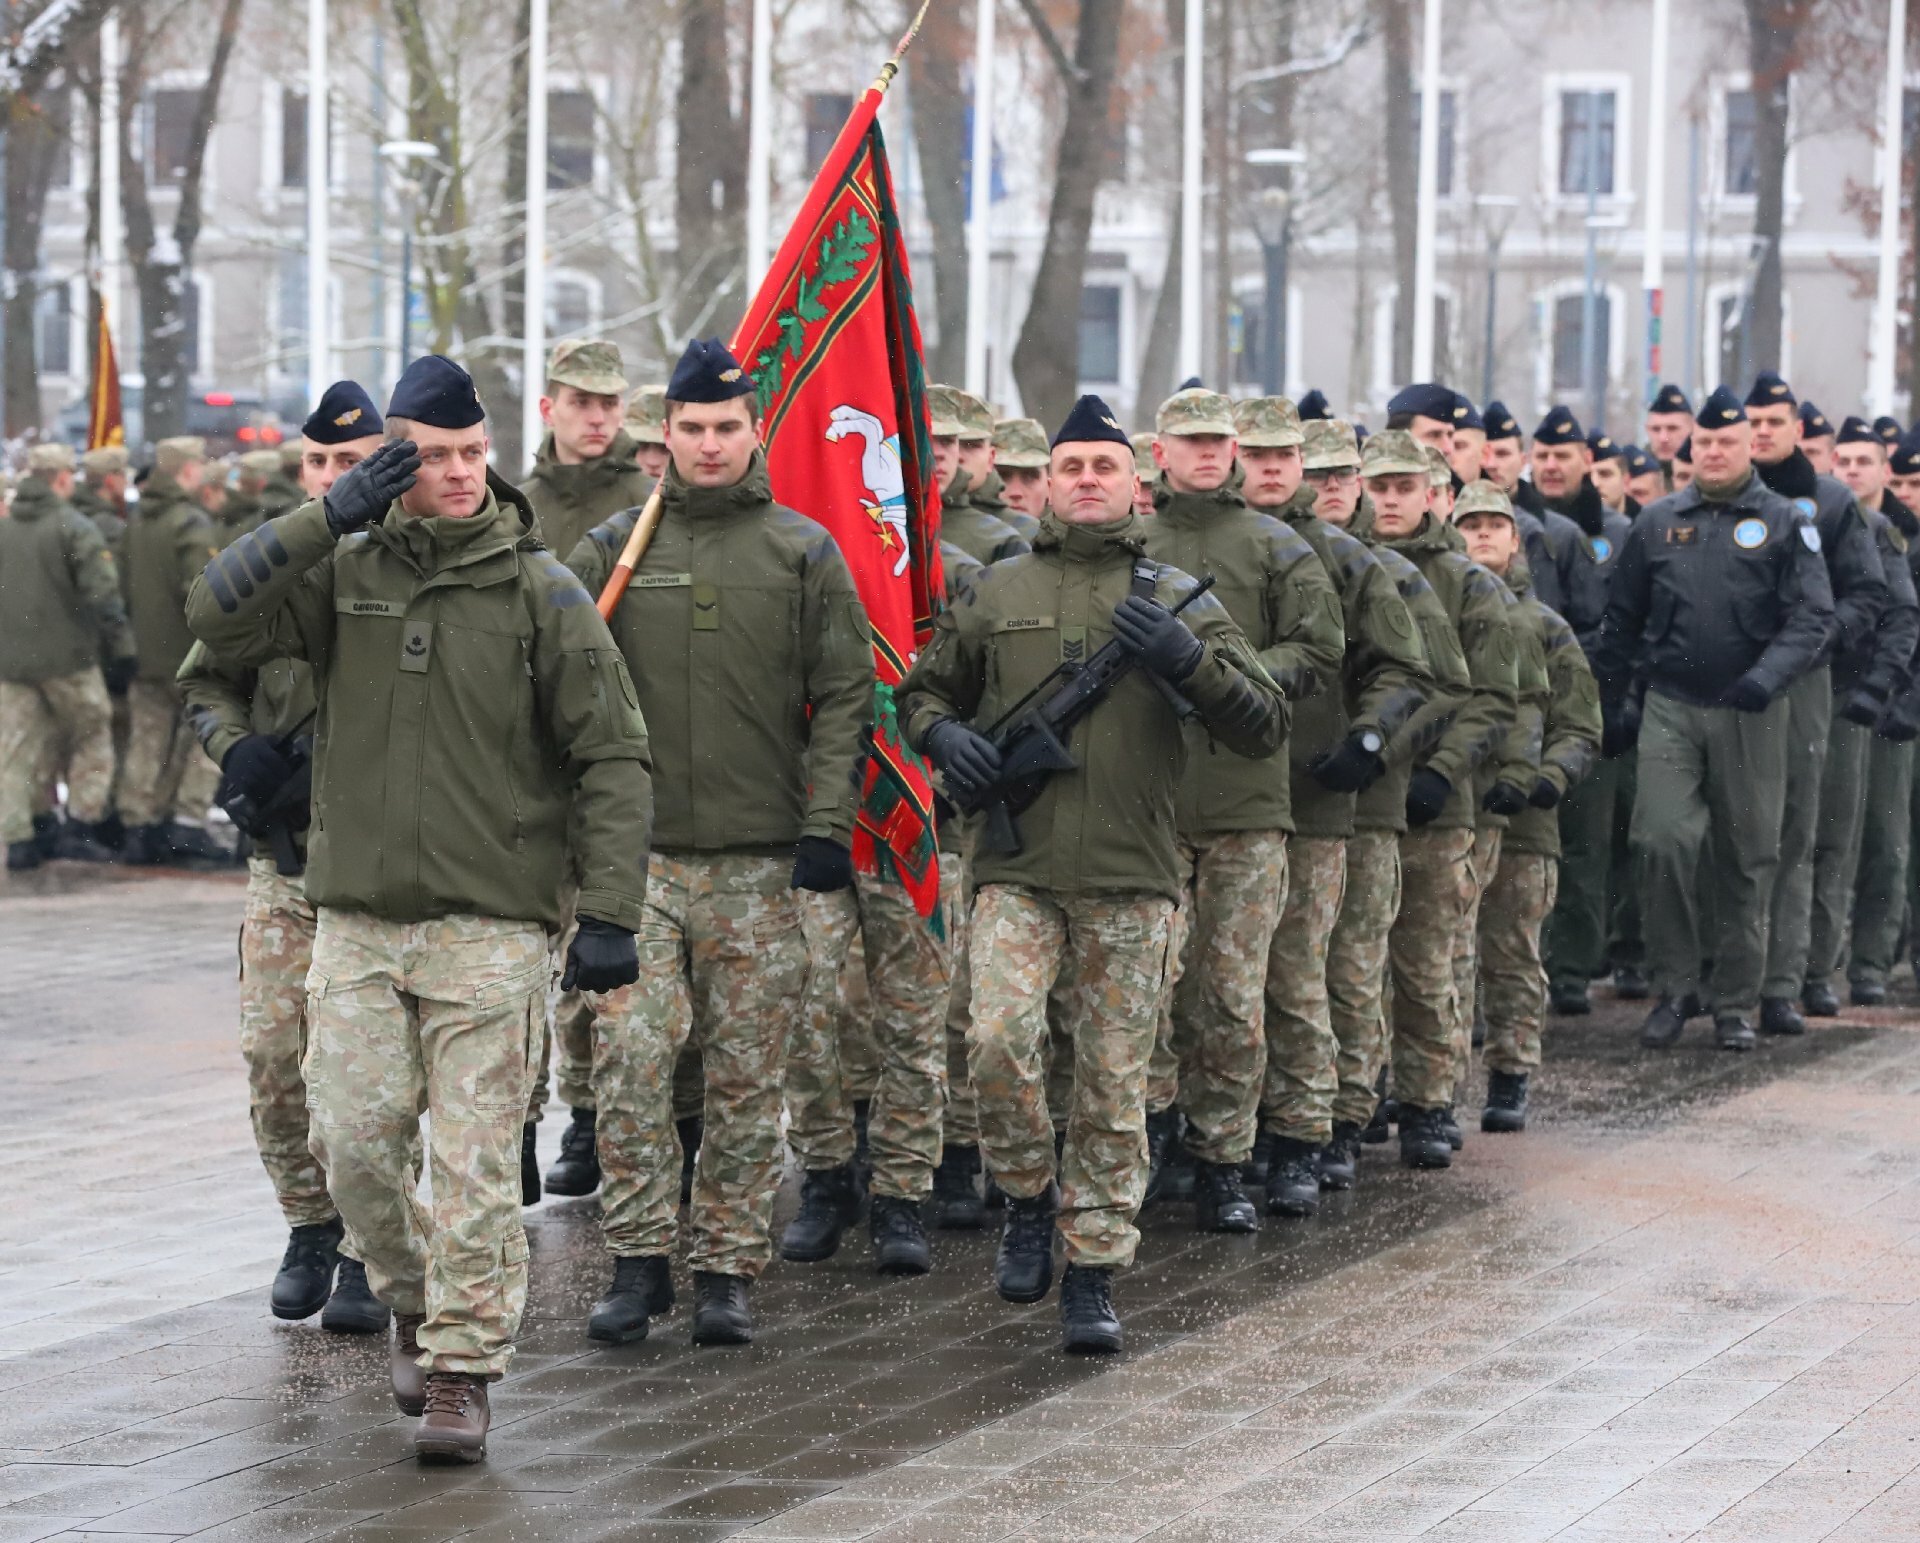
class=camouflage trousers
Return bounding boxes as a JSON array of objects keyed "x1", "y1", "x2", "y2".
[
  {"x1": 239, "y1": 860, "x2": 333, "y2": 1228},
  {"x1": 1478, "y1": 851, "x2": 1557, "y2": 1076},
  {"x1": 0, "y1": 671, "x2": 114, "y2": 841},
  {"x1": 969, "y1": 884, "x2": 1173, "y2": 1270},
  {"x1": 305, "y1": 908, "x2": 547, "y2": 1377},
  {"x1": 1390, "y1": 826, "x2": 1476, "y2": 1111},
  {"x1": 118, "y1": 681, "x2": 193, "y2": 827},
  {"x1": 526, "y1": 919, "x2": 596, "y2": 1121},
  {"x1": 1261, "y1": 835, "x2": 1347, "y2": 1145},
  {"x1": 1149, "y1": 831, "x2": 1288, "y2": 1163},
  {"x1": 942, "y1": 856, "x2": 978, "y2": 1150},
  {"x1": 590, "y1": 851, "x2": 806, "y2": 1276},
  {"x1": 1328, "y1": 831, "x2": 1402, "y2": 1129},
  {"x1": 787, "y1": 866, "x2": 952, "y2": 1197},
  {"x1": 1449, "y1": 829, "x2": 1503, "y2": 1089}
]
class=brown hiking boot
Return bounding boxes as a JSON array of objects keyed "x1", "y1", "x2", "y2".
[
  {"x1": 391, "y1": 1313, "x2": 428, "y2": 1416},
  {"x1": 413, "y1": 1372, "x2": 489, "y2": 1463}
]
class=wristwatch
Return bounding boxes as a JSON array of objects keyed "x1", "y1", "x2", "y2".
[{"x1": 1358, "y1": 729, "x2": 1384, "y2": 754}]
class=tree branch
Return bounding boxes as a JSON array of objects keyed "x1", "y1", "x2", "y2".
[
  {"x1": 1233, "y1": 16, "x2": 1372, "y2": 88},
  {"x1": 1013, "y1": 0, "x2": 1085, "y2": 86},
  {"x1": 0, "y1": 0, "x2": 116, "y2": 113},
  {"x1": 172, "y1": 0, "x2": 245, "y2": 261}
]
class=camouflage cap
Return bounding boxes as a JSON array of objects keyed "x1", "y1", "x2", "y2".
[
  {"x1": 239, "y1": 449, "x2": 283, "y2": 477},
  {"x1": 546, "y1": 338, "x2": 628, "y2": 397},
  {"x1": 1232, "y1": 395, "x2": 1304, "y2": 449},
  {"x1": 1130, "y1": 432, "x2": 1160, "y2": 481},
  {"x1": 1452, "y1": 478, "x2": 1515, "y2": 523},
  {"x1": 1421, "y1": 443, "x2": 1452, "y2": 489},
  {"x1": 928, "y1": 384, "x2": 994, "y2": 439},
  {"x1": 83, "y1": 445, "x2": 128, "y2": 477},
  {"x1": 623, "y1": 384, "x2": 668, "y2": 445},
  {"x1": 155, "y1": 436, "x2": 207, "y2": 474},
  {"x1": 26, "y1": 442, "x2": 75, "y2": 473},
  {"x1": 1301, "y1": 418, "x2": 1362, "y2": 471},
  {"x1": 278, "y1": 441, "x2": 305, "y2": 472},
  {"x1": 1358, "y1": 428, "x2": 1428, "y2": 478},
  {"x1": 1156, "y1": 387, "x2": 1237, "y2": 437},
  {"x1": 992, "y1": 416, "x2": 1050, "y2": 468}
]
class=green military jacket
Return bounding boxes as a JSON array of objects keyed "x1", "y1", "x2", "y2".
[
  {"x1": 941, "y1": 470, "x2": 1031, "y2": 566},
  {"x1": 567, "y1": 452, "x2": 874, "y2": 856},
  {"x1": 178, "y1": 645, "x2": 320, "y2": 860},
  {"x1": 0, "y1": 476, "x2": 136, "y2": 683},
  {"x1": 69, "y1": 484, "x2": 127, "y2": 552},
  {"x1": 218, "y1": 491, "x2": 267, "y2": 544},
  {"x1": 522, "y1": 430, "x2": 653, "y2": 569},
  {"x1": 1378, "y1": 513, "x2": 1520, "y2": 831},
  {"x1": 899, "y1": 511, "x2": 1288, "y2": 901},
  {"x1": 972, "y1": 469, "x2": 1040, "y2": 544},
  {"x1": 1477, "y1": 560, "x2": 1553, "y2": 831},
  {"x1": 1269, "y1": 486, "x2": 1433, "y2": 839},
  {"x1": 1501, "y1": 566, "x2": 1600, "y2": 858},
  {"x1": 184, "y1": 477, "x2": 653, "y2": 932},
  {"x1": 1143, "y1": 483, "x2": 1345, "y2": 835},
  {"x1": 1349, "y1": 501, "x2": 1473, "y2": 834},
  {"x1": 127, "y1": 474, "x2": 219, "y2": 684}
]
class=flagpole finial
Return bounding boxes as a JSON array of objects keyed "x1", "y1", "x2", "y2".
[{"x1": 874, "y1": 0, "x2": 935, "y2": 92}]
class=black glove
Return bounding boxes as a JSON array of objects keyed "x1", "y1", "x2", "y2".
[
  {"x1": 1880, "y1": 708, "x2": 1920, "y2": 743},
  {"x1": 102, "y1": 655, "x2": 138, "y2": 697},
  {"x1": 1529, "y1": 776, "x2": 1563, "y2": 810},
  {"x1": 322, "y1": 439, "x2": 419, "y2": 537},
  {"x1": 925, "y1": 718, "x2": 1003, "y2": 799},
  {"x1": 1601, "y1": 698, "x2": 1641, "y2": 758},
  {"x1": 1308, "y1": 733, "x2": 1385, "y2": 793},
  {"x1": 1481, "y1": 780, "x2": 1529, "y2": 817},
  {"x1": 1841, "y1": 689, "x2": 1887, "y2": 728},
  {"x1": 1405, "y1": 768, "x2": 1452, "y2": 826},
  {"x1": 561, "y1": 916, "x2": 639, "y2": 993},
  {"x1": 1110, "y1": 594, "x2": 1205, "y2": 683},
  {"x1": 792, "y1": 835, "x2": 855, "y2": 892},
  {"x1": 218, "y1": 734, "x2": 295, "y2": 808},
  {"x1": 1720, "y1": 674, "x2": 1772, "y2": 713}
]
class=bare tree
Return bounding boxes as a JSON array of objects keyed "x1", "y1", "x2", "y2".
[
  {"x1": 676, "y1": 0, "x2": 747, "y2": 336},
  {"x1": 1378, "y1": 0, "x2": 1415, "y2": 385},
  {"x1": 1743, "y1": 0, "x2": 1814, "y2": 372},
  {"x1": 0, "y1": 0, "x2": 112, "y2": 116},
  {"x1": 3, "y1": 69, "x2": 72, "y2": 436},
  {"x1": 903, "y1": 0, "x2": 969, "y2": 384}
]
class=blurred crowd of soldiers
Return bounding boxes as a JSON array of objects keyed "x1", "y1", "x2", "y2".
[{"x1": 1, "y1": 333, "x2": 1909, "y2": 1465}]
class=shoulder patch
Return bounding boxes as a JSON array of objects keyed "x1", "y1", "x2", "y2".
[
  {"x1": 1588, "y1": 536, "x2": 1612, "y2": 563},
  {"x1": 1800, "y1": 523, "x2": 1822, "y2": 553},
  {"x1": 1794, "y1": 497, "x2": 1818, "y2": 519}
]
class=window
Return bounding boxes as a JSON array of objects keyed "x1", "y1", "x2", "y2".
[
  {"x1": 281, "y1": 89, "x2": 308, "y2": 188},
  {"x1": 35, "y1": 281, "x2": 75, "y2": 376},
  {"x1": 1558, "y1": 89, "x2": 1616, "y2": 196},
  {"x1": 806, "y1": 92, "x2": 853, "y2": 177},
  {"x1": 1551, "y1": 292, "x2": 1611, "y2": 395},
  {"x1": 277, "y1": 252, "x2": 307, "y2": 369},
  {"x1": 1078, "y1": 284, "x2": 1122, "y2": 384},
  {"x1": 1723, "y1": 88, "x2": 1757, "y2": 197},
  {"x1": 1412, "y1": 87, "x2": 1458, "y2": 197},
  {"x1": 148, "y1": 86, "x2": 200, "y2": 184},
  {"x1": 548, "y1": 275, "x2": 597, "y2": 339},
  {"x1": 548, "y1": 88, "x2": 596, "y2": 190},
  {"x1": 1716, "y1": 290, "x2": 1751, "y2": 391}
]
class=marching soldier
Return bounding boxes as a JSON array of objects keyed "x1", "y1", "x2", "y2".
[
  {"x1": 1480, "y1": 402, "x2": 1588, "y2": 625},
  {"x1": 1799, "y1": 402, "x2": 1836, "y2": 478},
  {"x1": 219, "y1": 450, "x2": 292, "y2": 541},
  {"x1": 1594, "y1": 386, "x2": 1835, "y2": 1052},
  {"x1": 0, "y1": 444, "x2": 136, "y2": 869},
  {"x1": 1644, "y1": 384, "x2": 1694, "y2": 475},
  {"x1": 564, "y1": 339, "x2": 873, "y2": 1349},
  {"x1": 1448, "y1": 400, "x2": 1487, "y2": 486},
  {"x1": 1138, "y1": 388, "x2": 1344, "y2": 1230},
  {"x1": 1238, "y1": 403, "x2": 1430, "y2": 1205},
  {"x1": 623, "y1": 384, "x2": 672, "y2": 483},
  {"x1": 991, "y1": 417, "x2": 1050, "y2": 540},
  {"x1": 931, "y1": 385, "x2": 1029, "y2": 564},
  {"x1": 901, "y1": 395, "x2": 1286, "y2": 1352},
  {"x1": 186, "y1": 354, "x2": 654, "y2": 1462},
  {"x1": 1384, "y1": 382, "x2": 1461, "y2": 456},
  {"x1": 522, "y1": 339, "x2": 653, "y2": 563},
  {"x1": 1671, "y1": 434, "x2": 1695, "y2": 492},
  {"x1": 72, "y1": 446, "x2": 130, "y2": 548},
  {"x1": 1624, "y1": 444, "x2": 1666, "y2": 507},
  {"x1": 1746, "y1": 372, "x2": 1889, "y2": 1037}
]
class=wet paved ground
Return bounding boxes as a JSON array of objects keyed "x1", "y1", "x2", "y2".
[{"x1": 4, "y1": 867, "x2": 1920, "y2": 1541}]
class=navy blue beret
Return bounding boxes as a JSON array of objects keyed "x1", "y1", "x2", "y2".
[
  {"x1": 1297, "y1": 389, "x2": 1330, "y2": 421},
  {"x1": 1744, "y1": 370, "x2": 1795, "y2": 409},
  {"x1": 1387, "y1": 382, "x2": 1457, "y2": 422},
  {"x1": 1649, "y1": 383, "x2": 1693, "y2": 416},
  {"x1": 1052, "y1": 393, "x2": 1133, "y2": 451},
  {"x1": 1798, "y1": 400, "x2": 1833, "y2": 439},
  {"x1": 1482, "y1": 401, "x2": 1521, "y2": 441},
  {"x1": 303, "y1": 380, "x2": 383, "y2": 444},
  {"x1": 668, "y1": 337, "x2": 756, "y2": 404},
  {"x1": 1697, "y1": 385, "x2": 1748, "y2": 428},
  {"x1": 1836, "y1": 415, "x2": 1880, "y2": 448},
  {"x1": 387, "y1": 355, "x2": 485, "y2": 430},
  {"x1": 1532, "y1": 405, "x2": 1585, "y2": 446}
]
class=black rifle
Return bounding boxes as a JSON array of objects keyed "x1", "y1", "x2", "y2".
[
  {"x1": 954, "y1": 575, "x2": 1216, "y2": 856},
  {"x1": 218, "y1": 729, "x2": 314, "y2": 878}
]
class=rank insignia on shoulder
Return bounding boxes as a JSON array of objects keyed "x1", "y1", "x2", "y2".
[
  {"x1": 1733, "y1": 518, "x2": 1769, "y2": 549},
  {"x1": 1800, "y1": 524, "x2": 1822, "y2": 552},
  {"x1": 1664, "y1": 525, "x2": 1699, "y2": 545}
]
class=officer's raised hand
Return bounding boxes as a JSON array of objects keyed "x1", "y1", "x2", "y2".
[
  {"x1": 323, "y1": 439, "x2": 420, "y2": 537},
  {"x1": 792, "y1": 835, "x2": 855, "y2": 892},
  {"x1": 925, "y1": 718, "x2": 1003, "y2": 799},
  {"x1": 562, "y1": 916, "x2": 639, "y2": 992},
  {"x1": 1111, "y1": 595, "x2": 1205, "y2": 683}
]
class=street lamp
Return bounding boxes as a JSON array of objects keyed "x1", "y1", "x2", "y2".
[
  {"x1": 378, "y1": 140, "x2": 438, "y2": 367},
  {"x1": 1472, "y1": 194, "x2": 1520, "y2": 405},
  {"x1": 1246, "y1": 147, "x2": 1306, "y2": 396}
]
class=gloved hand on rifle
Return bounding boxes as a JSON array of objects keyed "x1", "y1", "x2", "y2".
[
  {"x1": 562, "y1": 916, "x2": 639, "y2": 993},
  {"x1": 218, "y1": 734, "x2": 296, "y2": 810},
  {"x1": 323, "y1": 439, "x2": 420, "y2": 537},
  {"x1": 1110, "y1": 595, "x2": 1205, "y2": 683},
  {"x1": 924, "y1": 718, "x2": 1003, "y2": 801},
  {"x1": 792, "y1": 835, "x2": 855, "y2": 892}
]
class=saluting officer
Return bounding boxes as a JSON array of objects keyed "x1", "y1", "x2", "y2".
[
  {"x1": 902, "y1": 395, "x2": 1286, "y2": 1354},
  {"x1": 1594, "y1": 386, "x2": 1835, "y2": 1053}
]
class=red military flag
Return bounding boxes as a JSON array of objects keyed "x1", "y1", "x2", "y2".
[
  {"x1": 729, "y1": 37, "x2": 945, "y2": 920},
  {"x1": 87, "y1": 288, "x2": 125, "y2": 450}
]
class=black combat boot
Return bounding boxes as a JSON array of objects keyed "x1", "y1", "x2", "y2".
[
  {"x1": 30, "y1": 812, "x2": 59, "y2": 858},
  {"x1": 49, "y1": 823, "x2": 114, "y2": 863},
  {"x1": 1801, "y1": 981, "x2": 1840, "y2": 1018},
  {"x1": 930, "y1": 1143, "x2": 985, "y2": 1230},
  {"x1": 1359, "y1": 1100, "x2": 1390, "y2": 1145},
  {"x1": 1549, "y1": 979, "x2": 1591, "y2": 1016},
  {"x1": 1715, "y1": 1012, "x2": 1757, "y2": 1052},
  {"x1": 1398, "y1": 1106, "x2": 1453, "y2": 1170},
  {"x1": 1318, "y1": 1123, "x2": 1361, "y2": 1190},
  {"x1": 587, "y1": 1255, "x2": 675, "y2": 1344},
  {"x1": 677, "y1": 1115, "x2": 703, "y2": 1203},
  {"x1": 1437, "y1": 1107, "x2": 1464, "y2": 1151},
  {"x1": 520, "y1": 1123, "x2": 541, "y2": 1205},
  {"x1": 5, "y1": 840, "x2": 40, "y2": 872},
  {"x1": 1192, "y1": 1160, "x2": 1258, "y2": 1233},
  {"x1": 869, "y1": 1195, "x2": 932, "y2": 1275},
  {"x1": 1143, "y1": 1107, "x2": 1179, "y2": 1206},
  {"x1": 1481, "y1": 1071, "x2": 1529, "y2": 1133},
  {"x1": 543, "y1": 1108, "x2": 600, "y2": 1196},
  {"x1": 779, "y1": 1164, "x2": 860, "y2": 1263},
  {"x1": 995, "y1": 1187, "x2": 1057, "y2": 1304},
  {"x1": 165, "y1": 821, "x2": 235, "y2": 867},
  {"x1": 691, "y1": 1271, "x2": 752, "y2": 1345},
  {"x1": 1242, "y1": 1128, "x2": 1277, "y2": 1185},
  {"x1": 1759, "y1": 997, "x2": 1806, "y2": 1037},
  {"x1": 1613, "y1": 964, "x2": 1651, "y2": 1000},
  {"x1": 1640, "y1": 993, "x2": 1695, "y2": 1048},
  {"x1": 120, "y1": 823, "x2": 170, "y2": 866},
  {"x1": 1160, "y1": 1137, "x2": 1197, "y2": 1202},
  {"x1": 271, "y1": 1217, "x2": 343, "y2": 1319},
  {"x1": 1059, "y1": 1264, "x2": 1122, "y2": 1354},
  {"x1": 321, "y1": 1257, "x2": 390, "y2": 1334},
  {"x1": 1264, "y1": 1137, "x2": 1321, "y2": 1215},
  {"x1": 1852, "y1": 979, "x2": 1888, "y2": 1006}
]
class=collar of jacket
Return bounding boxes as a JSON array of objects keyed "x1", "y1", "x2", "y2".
[
  {"x1": 1884, "y1": 490, "x2": 1920, "y2": 541},
  {"x1": 1152, "y1": 481, "x2": 1246, "y2": 527},
  {"x1": 1034, "y1": 510, "x2": 1147, "y2": 561},
  {"x1": 1348, "y1": 494, "x2": 1377, "y2": 541},
  {"x1": 1276, "y1": 483, "x2": 1320, "y2": 523},
  {"x1": 8, "y1": 477, "x2": 59, "y2": 520},
  {"x1": 1512, "y1": 478, "x2": 1548, "y2": 516},
  {"x1": 1545, "y1": 476, "x2": 1606, "y2": 536},
  {"x1": 1503, "y1": 555, "x2": 1535, "y2": 599},
  {"x1": 942, "y1": 466, "x2": 976, "y2": 508},
  {"x1": 971, "y1": 468, "x2": 1005, "y2": 507},
  {"x1": 1684, "y1": 468, "x2": 1762, "y2": 508},
  {"x1": 1382, "y1": 511, "x2": 1456, "y2": 556},
  {"x1": 140, "y1": 473, "x2": 185, "y2": 513},
  {"x1": 530, "y1": 428, "x2": 642, "y2": 485},
  {"x1": 1755, "y1": 448, "x2": 1818, "y2": 501},
  {"x1": 374, "y1": 486, "x2": 524, "y2": 579},
  {"x1": 660, "y1": 449, "x2": 774, "y2": 521}
]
